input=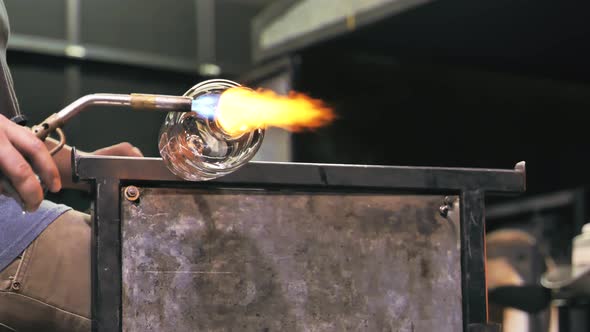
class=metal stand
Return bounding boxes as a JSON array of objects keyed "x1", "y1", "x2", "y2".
[{"x1": 72, "y1": 150, "x2": 525, "y2": 332}]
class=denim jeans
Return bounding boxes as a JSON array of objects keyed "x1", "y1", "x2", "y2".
[{"x1": 0, "y1": 210, "x2": 90, "y2": 332}]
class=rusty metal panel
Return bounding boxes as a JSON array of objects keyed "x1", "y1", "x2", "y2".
[{"x1": 121, "y1": 188, "x2": 462, "y2": 331}]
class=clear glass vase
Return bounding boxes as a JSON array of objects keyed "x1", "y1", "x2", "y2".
[{"x1": 158, "y1": 79, "x2": 265, "y2": 181}]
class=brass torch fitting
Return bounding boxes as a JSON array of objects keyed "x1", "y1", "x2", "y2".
[
  {"x1": 130, "y1": 94, "x2": 193, "y2": 112},
  {"x1": 31, "y1": 113, "x2": 63, "y2": 140},
  {"x1": 31, "y1": 113, "x2": 67, "y2": 155}
]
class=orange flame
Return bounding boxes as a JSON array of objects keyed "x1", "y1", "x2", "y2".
[{"x1": 216, "y1": 87, "x2": 335, "y2": 136}]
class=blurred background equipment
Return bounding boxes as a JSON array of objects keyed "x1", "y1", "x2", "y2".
[
  {"x1": 485, "y1": 228, "x2": 553, "y2": 332},
  {"x1": 540, "y1": 221, "x2": 590, "y2": 332}
]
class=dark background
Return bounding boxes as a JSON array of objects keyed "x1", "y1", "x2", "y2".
[{"x1": 5, "y1": 0, "x2": 590, "y2": 214}]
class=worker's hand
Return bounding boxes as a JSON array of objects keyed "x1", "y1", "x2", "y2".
[
  {"x1": 91, "y1": 142, "x2": 143, "y2": 157},
  {"x1": 0, "y1": 115, "x2": 61, "y2": 211}
]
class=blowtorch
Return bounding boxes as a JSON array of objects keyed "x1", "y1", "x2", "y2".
[{"x1": 0, "y1": 79, "x2": 265, "y2": 210}]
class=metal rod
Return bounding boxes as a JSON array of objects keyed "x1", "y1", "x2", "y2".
[
  {"x1": 30, "y1": 93, "x2": 193, "y2": 142},
  {"x1": 65, "y1": 0, "x2": 81, "y2": 44},
  {"x1": 64, "y1": 0, "x2": 83, "y2": 111},
  {"x1": 195, "y1": 0, "x2": 216, "y2": 64},
  {"x1": 74, "y1": 153, "x2": 527, "y2": 192},
  {"x1": 57, "y1": 94, "x2": 132, "y2": 123},
  {"x1": 57, "y1": 93, "x2": 192, "y2": 123}
]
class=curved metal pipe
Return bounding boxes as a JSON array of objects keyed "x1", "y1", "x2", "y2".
[
  {"x1": 57, "y1": 94, "x2": 133, "y2": 123},
  {"x1": 32, "y1": 93, "x2": 193, "y2": 146},
  {"x1": 57, "y1": 93, "x2": 193, "y2": 123}
]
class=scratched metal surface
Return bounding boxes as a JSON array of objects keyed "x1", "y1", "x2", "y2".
[{"x1": 121, "y1": 188, "x2": 462, "y2": 332}]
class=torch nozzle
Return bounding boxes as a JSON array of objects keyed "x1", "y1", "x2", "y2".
[{"x1": 189, "y1": 93, "x2": 220, "y2": 119}]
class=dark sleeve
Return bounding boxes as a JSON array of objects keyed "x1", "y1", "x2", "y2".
[{"x1": 0, "y1": 0, "x2": 21, "y2": 121}]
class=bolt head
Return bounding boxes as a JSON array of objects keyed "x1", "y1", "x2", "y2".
[
  {"x1": 124, "y1": 186, "x2": 140, "y2": 201},
  {"x1": 439, "y1": 205, "x2": 449, "y2": 217}
]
